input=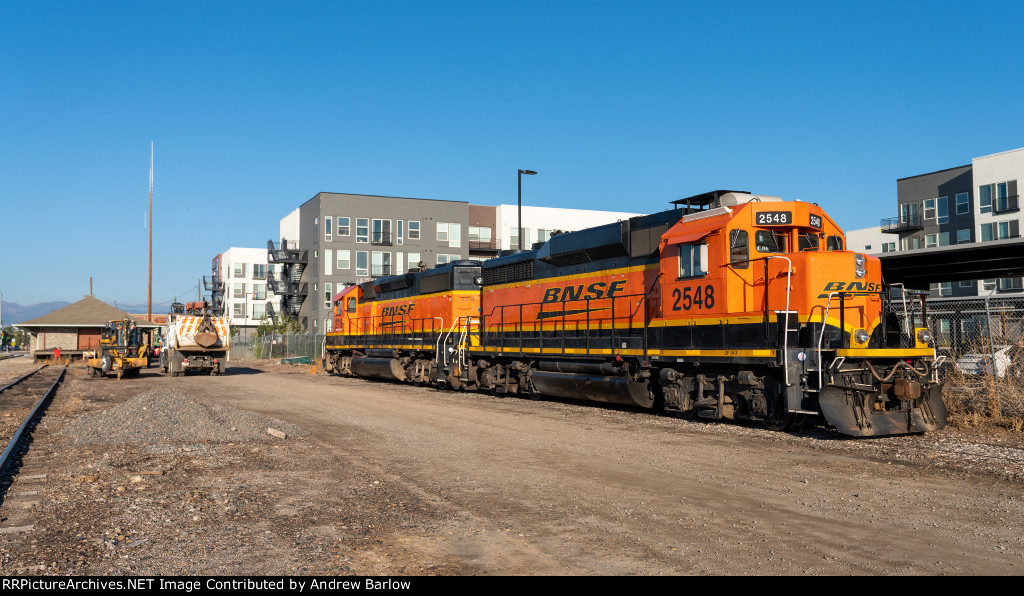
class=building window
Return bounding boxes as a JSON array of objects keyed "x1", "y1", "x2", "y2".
[
  {"x1": 233, "y1": 303, "x2": 244, "y2": 317},
  {"x1": 337, "y1": 250, "x2": 350, "y2": 270},
  {"x1": 408, "y1": 253, "x2": 421, "y2": 271},
  {"x1": 325, "y1": 216, "x2": 332, "y2": 242},
  {"x1": 937, "y1": 196, "x2": 948, "y2": 224},
  {"x1": 881, "y1": 242, "x2": 896, "y2": 253},
  {"x1": 234, "y1": 283, "x2": 246, "y2": 299},
  {"x1": 510, "y1": 227, "x2": 529, "y2": 249},
  {"x1": 397, "y1": 220, "x2": 404, "y2": 245},
  {"x1": 252, "y1": 264, "x2": 266, "y2": 280},
  {"x1": 957, "y1": 229, "x2": 971, "y2": 244},
  {"x1": 372, "y1": 252, "x2": 391, "y2": 276},
  {"x1": 930, "y1": 282, "x2": 952, "y2": 296},
  {"x1": 924, "y1": 198, "x2": 935, "y2": 220},
  {"x1": 372, "y1": 219, "x2": 390, "y2": 244},
  {"x1": 938, "y1": 232, "x2": 949, "y2": 247},
  {"x1": 537, "y1": 229, "x2": 553, "y2": 243},
  {"x1": 325, "y1": 249, "x2": 332, "y2": 275},
  {"x1": 980, "y1": 185, "x2": 992, "y2": 214},
  {"x1": 252, "y1": 284, "x2": 266, "y2": 300},
  {"x1": 325, "y1": 283, "x2": 332, "y2": 309},
  {"x1": 234, "y1": 263, "x2": 247, "y2": 278},
  {"x1": 338, "y1": 217, "x2": 350, "y2": 236},
  {"x1": 678, "y1": 243, "x2": 706, "y2": 278},
  {"x1": 356, "y1": 251, "x2": 368, "y2": 276},
  {"x1": 469, "y1": 226, "x2": 492, "y2": 244},
  {"x1": 252, "y1": 303, "x2": 265, "y2": 320},
  {"x1": 408, "y1": 221, "x2": 420, "y2": 240},
  {"x1": 998, "y1": 277, "x2": 1023, "y2": 292},
  {"x1": 956, "y1": 193, "x2": 970, "y2": 215},
  {"x1": 960, "y1": 280, "x2": 974, "y2": 288},
  {"x1": 982, "y1": 279, "x2": 996, "y2": 291},
  {"x1": 356, "y1": 218, "x2": 369, "y2": 243}
]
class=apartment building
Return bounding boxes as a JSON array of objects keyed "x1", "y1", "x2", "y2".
[
  {"x1": 879, "y1": 147, "x2": 1024, "y2": 297},
  {"x1": 270, "y1": 192, "x2": 645, "y2": 332},
  {"x1": 214, "y1": 247, "x2": 282, "y2": 338},
  {"x1": 271, "y1": 192, "x2": 470, "y2": 332}
]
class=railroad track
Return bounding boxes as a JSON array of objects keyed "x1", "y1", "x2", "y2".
[{"x1": 0, "y1": 365, "x2": 66, "y2": 485}]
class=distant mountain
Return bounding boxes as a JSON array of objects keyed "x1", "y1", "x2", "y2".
[{"x1": 2, "y1": 301, "x2": 72, "y2": 326}]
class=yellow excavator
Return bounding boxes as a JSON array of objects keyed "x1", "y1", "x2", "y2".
[{"x1": 87, "y1": 318, "x2": 150, "y2": 379}]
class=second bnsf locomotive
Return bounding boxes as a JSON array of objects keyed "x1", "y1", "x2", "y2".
[{"x1": 324, "y1": 190, "x2": 947, "y2": 437}]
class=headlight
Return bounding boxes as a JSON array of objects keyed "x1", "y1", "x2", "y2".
[
  {"x1": 854, "y1": 254, "x2": 866, "y2": 278},
  {"x1": 855, "y1": 329, "x2": 869, "y2": 344},
  {"x1": 917, "y1": 329, "x2": 932, "y2": 344}
]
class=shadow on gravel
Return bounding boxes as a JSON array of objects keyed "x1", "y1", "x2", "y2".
[{"x1": 225, "y1": 367, "x2": 264, "y2": 375}]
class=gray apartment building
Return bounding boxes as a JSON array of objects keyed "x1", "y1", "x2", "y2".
[
  {"x1": 268, "y1": 192, "x2": 470, "y2": 332},
  {"x1": 877, "y1": 147, "x2": 1024, "y2": 297}
]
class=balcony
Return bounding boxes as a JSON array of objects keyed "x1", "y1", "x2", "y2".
[
  {"x1": 370, "y1": 232, "x2": 394, "y2": 246},
  {"x1": 266, "y1": 239, "x2": 308, "y2": 264},
  {"x1": 992, "y1": 195, "x2": 1020, "y2": 215},
  {"x1": 880, "y1": 214, "x2": 923, "y2": 234},
  {"x1": 469, "y1": 239, "x2": 501, "y2": 255}
]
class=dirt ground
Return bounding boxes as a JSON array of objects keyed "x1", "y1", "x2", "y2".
[{"x1": 1, "y1": 358, "x2": 1022, "y2": 576}]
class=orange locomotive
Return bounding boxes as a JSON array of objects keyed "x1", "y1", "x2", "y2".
[
  {"x1": 326, "y1": 190, "x2": 947, "y2": 437},
  {"x1": 325, "y1": 261, "x2": 482, "y2": 384}
]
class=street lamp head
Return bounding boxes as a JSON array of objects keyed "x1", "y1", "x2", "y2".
[{"x1": 519, "y1": 169, "x2": 538, "y2": 175}]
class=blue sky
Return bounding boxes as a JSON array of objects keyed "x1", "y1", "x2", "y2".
[{"x1": 2, "y1": 0, "x2": 1022, "y2": 308}]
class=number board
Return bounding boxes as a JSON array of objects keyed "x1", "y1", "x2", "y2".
[
  {"x1": 809, "y1": 214, "x2": 823, "y2": 229},
  {"x1": 755, "y1": 211, "x2": 792, "y2": 225}
]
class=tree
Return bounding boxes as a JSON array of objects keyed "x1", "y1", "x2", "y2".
[{"x1": 254, "y1": 313, "x2": 304, "y2": 337}]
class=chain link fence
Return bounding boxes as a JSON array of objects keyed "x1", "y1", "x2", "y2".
[
  {"x1": 229, "y1": 333, "x2": 325, "y2": 362},
  {"x1": 895, "y1": 296, "x2": 1024, "y2": 423}
]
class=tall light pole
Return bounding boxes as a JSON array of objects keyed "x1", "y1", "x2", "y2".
[{"x1": 517, "y1": 169, "x2": 537, "y2": 250}]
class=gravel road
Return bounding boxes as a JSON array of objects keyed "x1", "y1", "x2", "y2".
[{"x1": 1, "y1": 359, "x2": 1022, "y2": 575}]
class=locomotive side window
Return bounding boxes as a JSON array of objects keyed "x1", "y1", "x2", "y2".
[
  {"x1": 347, "y1": 297, "x2": 357, "y2": 313},
  {"x1": 678, "y1": 242, "x2": 707, "y2": 278},
  {"x1": 729, "y1": 229, "x2": 749, "y2": 268},
  {"x1": 755, "y1": 230, "x2": 788, "y2": 253},
  {"x1": 826, "y1": 235, "x2": 844, "y2": 251},
  {"x1": 798, "y1": 232, "x2": 820, "y2": 251}
]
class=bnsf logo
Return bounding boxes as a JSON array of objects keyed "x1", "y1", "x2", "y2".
[
  {"x1": 543, "y1": 280, "x2": 628, "y2": 303},
  {"x1": 821, "y1": 281, "x2": 881, "y2": 293},
  {"x1": 381, "y1": 304, "x2": 415, "y2": 316}
]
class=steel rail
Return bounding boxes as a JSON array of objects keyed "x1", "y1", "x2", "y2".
[
  {"x1": 0, "y1": 366, "x2": 66, "y2": 479},
  {"x1": 0, "y1": 365, "x2": 43, "y2": 394}
]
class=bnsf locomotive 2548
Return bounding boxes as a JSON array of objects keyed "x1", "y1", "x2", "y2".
[{"x1": 323, "y1": 190, "x2": 947, "y2": 437}]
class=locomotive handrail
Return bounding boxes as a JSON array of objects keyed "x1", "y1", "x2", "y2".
[
  {"x1": 481, "y1": 290, "x2": 651, "y2": 359},
  {"x1": 762, "y1": 255, "x2": 793, "y2": 386}
]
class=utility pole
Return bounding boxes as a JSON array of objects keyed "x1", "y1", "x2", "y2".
[{"x1": 148, "y1": 142, "x2": 154, "y2": 323}]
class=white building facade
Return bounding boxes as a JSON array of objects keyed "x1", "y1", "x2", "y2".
[
  {"x1": 494, "y1": 204, "x2": 641, "y2": 251},
  {"x1": 218, "y1": 247, "x2": 282, "y2": 337}
]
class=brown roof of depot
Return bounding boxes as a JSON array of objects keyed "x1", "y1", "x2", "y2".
[{"x1": 15, "y1": 295, "x2": 160, "y2": 328}]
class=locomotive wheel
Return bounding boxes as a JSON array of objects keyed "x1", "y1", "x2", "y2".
[{"x1": 762, "y1": 411, "x2": 797, "y2": 432}]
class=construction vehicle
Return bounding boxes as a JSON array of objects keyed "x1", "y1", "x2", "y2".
[
  {"x1": 86, "y1": 318, "x2": 150, "y2": 379},
  {"x1": 160, "y1": 301, "x2": 230, "y2": 376}
]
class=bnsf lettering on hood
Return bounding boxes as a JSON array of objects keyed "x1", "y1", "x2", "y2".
[
  {"x1": 543, "y1": 280, "x2": 627, "y2": 303},
  {"x1": 381, "y1": 304, "x2": 415, "y2": 316}
]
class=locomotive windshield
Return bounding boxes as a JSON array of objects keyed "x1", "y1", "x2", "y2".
[
  {"x1": 798, "y1": 231, "x2": 820, "y2": 251},
  {"x1": 755, "y1": 230, "x2": 788, "y2": 253}
]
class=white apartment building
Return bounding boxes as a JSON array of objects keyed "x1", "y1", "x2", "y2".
[
  {"x1": 217, "y1": 247, "x2": 282, "y2": 337},
  {"x1": 844, "y1": 226, "x2": 894, "y2": 255},
  {"x1": 494, "y1": 204, "x2": 641, "y2": 251}
]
